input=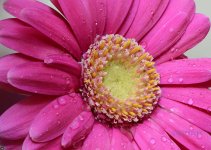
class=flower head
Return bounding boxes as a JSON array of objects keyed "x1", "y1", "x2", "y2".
[{"x1": 0, "y1": 0, "x2": 211, "y2": 149}]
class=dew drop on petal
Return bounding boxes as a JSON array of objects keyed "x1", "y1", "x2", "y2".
[
  {"x1": 44, "y1": 58, "x2": 53, "y2": 64},
  {"x1": 58, "y1": 97, "x2": 67, "y2": 105},
  {"x1": 79, "y1": 115, "x2": 84, "y2": 121},
  {"x1": 179, "y1": 78, "x2": 183, "y2": 83},
  {"x1": 161, "y1": 136, "x2": 167, "y2": 142},
  {"x1": 207, "y1": 106, "x2": 211, "y2": 112},
  {"x1": 70, "y1": 120, "x2": 80, "y2": 129},
  {"x1": 188, "y1": 99, "x2": 193, "y2": 105},
  {"x1": 53, "y1": 104, "x2": 59, "y2": 109},
  {"x1": 168, "y1": 78, "x2": 174, "y2": 83},
  {"x1": 150, "y1": 138, "x2": 156, "y2": 145},
  {"x1": 197, "y1": 133, "x2": 202, "y2": 139}
]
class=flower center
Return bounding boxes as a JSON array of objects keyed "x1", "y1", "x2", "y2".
[{"x1": 81, "y1": 34, "x2": 161, "y2": 125}]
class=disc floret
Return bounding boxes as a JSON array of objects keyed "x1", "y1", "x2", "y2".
[{"x1": 82, "y1": 34, "x2": 160, "y2": 125}]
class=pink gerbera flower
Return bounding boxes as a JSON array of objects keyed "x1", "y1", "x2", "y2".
[{"x1": 0, "y1": 0, "x2": 211, "y2": 149}]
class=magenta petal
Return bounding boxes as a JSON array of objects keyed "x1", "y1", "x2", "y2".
[
  {"x1": 88, "y1": 0, "x2": 107, "y2": 36},
  {"x1": 29, "y1": 94, "x2": 85, "y2": 142},
  {"x1": 82, "y1": 123, "x2": 110, "y2": 150},
  {"x1": 159, "y1": 97, "x2": 211, "y2": 133},
  {"x1": 44, "y1": 54, "x2": 81, "y2": 76},
  {"x1": 0, "y1": 96, "x2": 51, "y2": 140},
  {"x1": 118, "y1": 0, "x2": 140, "y2": 35},
  {"x1": 58, "y1": 0, "x2": 97, "y2": 51},
  {"x1": 3, "y1": 0, "x2": 58, "y2": 18},
  {"x1": 157, "y1": 13, "x2": 211, "y2": 64},
  {"x1": 62, "y1": 111, "x2": 94, "y2": 148},
  {"x1": 20, "y1": 8, "x2": 81, "y2": 60},
  {"x1": 110, "y1": 128, "x2": 134, "y2": 150},
  {"x1": 50, "y1": 0, "x2": 63, "y2": 13},
  {"x1": 151, "y1": 107, "x2": 211, "y2": 150},
  {"x1": 22, "y1": 136, "x2": 62, "y2": 150},
  {"x1": 161, "y1": 87, "x2": 211, "y2": 111},
  {"x1": 7, "y1": 62, "x2": 80, "y2": 95},
  {"x1": 104, "y1": 0, "x2": 133, "y2": 34},
  {"x1": 0, "y1": 53, "x2": 33, "y2": 84},
  {"x1": 142, "y1": 12, "x2": 189, "y2": 57},
  {"x1": 132, "y1": 120, "x2": 179, "y2": 150},
  {"x1": 126, "y1": 0, "x2": 169, "y2": 41},
  {"x1": 0, "y1": 19, "x2": 66, "y2": 60},
  {"x1": 157, "y1": 59, "x2": 211, "y2": 84},
  {"x1": 141, "y1": 0, "x2": 196, "y2": 58}
]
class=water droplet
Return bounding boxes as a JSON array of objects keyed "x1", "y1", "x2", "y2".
[
  {"x1": 151, "y1": 10, "x2": 154, "y2": 15},
  {"x1": 58, "y1": 98, "x2": 66, "y2": 105},
  {"x1": 141, "y1": 42, "x2": 147, "y2": 49},
  {"x1": 53, "y1": 104, "x2": 59, "y2": 109},
  {"x1": 201, "y1": 145, "x2": 205, "y2": 149},
  {"x1": 168, "y1": 78, "x2": 174, "y2": 83},
  {"x1": 170, "y1": 108, "x2": 175, "y2": 112},
  {"x1": 170, "y1": 48, "x2": 176, "y2": 52},
  {"x1": 169, "y1": 28, "x2": 174, "y2": 32},
  {"x1": 197, "y1": 133, "x2": 202, "y2": 139},
  {"x1": 44, "y1": 58, "x2": 53, "y2": 64},
  {"x1": 207, "y1": 106, "x2": 211, "y2": 112},
  {"x1": 161, "y1": 136, "x2": 167, "y2": 142},
  {"x1": 70, "y1": 120, "x2": 80, "y2": 129},
  {"x1": 179, "y1": 78, "x2": 183, "y2": 83},
  {"x1": 169, "y1": 119, "x2": 174, "y2": 123},
  {"x1": 57, "y1": 121, "x2": 61, "y2": 125},
  {"x1": 150, "y1": 138, "x2": 156, "y2": 145},
  {"x1": 188, "y1": 99, "x2": 193, "y2": 105},
  {"x1": 79, "y1": 115, "x2": 84, "y2": 121}
]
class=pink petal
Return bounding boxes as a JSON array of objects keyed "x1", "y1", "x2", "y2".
[
  {"x1": 161, "y1": 87, "x2": 211, "y2": 112},
  {"x1": 157, "y1": 59, "x2": 211, "y2": 84},
  {"x1": 142, "y1": 12, "x2": 189, "y2": 57},
  {"x1": 22, "y1": 136, "x2": 62, "y2": 150},
  {"x1": 62, "y1": 111, "x2": 94, "y2": 148},
  {"x1": 126, "y1": 0, "x2": 169, "y2": 41},
  {"x1": 0, "y1": 53, "x2": 33, "y2": 84},
  {"x1": 132, "y1": 119, "x2": 179, "y2": 150},
  {"x1": 50, "y1": 0, "x2": 63, "y2": 13},
  {"x1": 44, "y1": 54, "x2": 81, "y2": 76},
  {"x1": 151, "y1": 107, "x2": 211, "y2": 150},
  {"x1": 0, "y1": 19, "x2": 66, "y2": 60},
  {"x1": 159, "y1": 97, "x2": 211, "y2": 133},
  {"x1": 118, "y1": 0, "x2": 140, "y2": 35},
  {"x1": 110, "y1": 128, "x2": 134, "y2": 150},
  {"x1": 132, "y1": 142, "x2": 140, "y2": 150},
  {"x1": 0, "y1": 82, "x2": 29, "y2": 95},
  {"x1": 29, "y1": 94, "x2": 85, "y2": 142},
  {"x1": 7, "y1": 62, "x2": 80, "y2": 95},
  {"x1": 20, "y1": 8, "x2": 81, "y2": 60},
  {"x1": 58, "y1": 0, "x2": 101, "y2": 51},
  {"x1": 0, "y1": 96, "x2": 52, "y2": 140},
  {"x1": 141, "y1": 0, "x2": 195, "y2": 57},
  {"x1": 3, "y1": 0, "x2": 58, "y2": 18},
  {"x1": 82, "y1": 123, "x2": 110, "y2": 150},
  {"x1": 156, "y1": 13, "x2": 211, "y2": 64},
  {"x1": 88, "y1": 0, "x2": 107, "y2": 36},
  {"x1": 104, "y1": 0, "x2": 133, "y2": 34}
]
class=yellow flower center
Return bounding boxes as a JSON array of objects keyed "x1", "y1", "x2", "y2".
[{"x1": 81, "y1": 34, "x2": 161, "y2": 125}]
